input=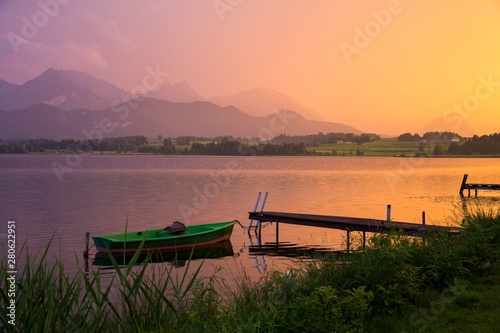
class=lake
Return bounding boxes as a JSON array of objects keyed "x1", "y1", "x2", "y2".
[{"x1": 0, "y1": 154, "x2": 498, "y2": 286}]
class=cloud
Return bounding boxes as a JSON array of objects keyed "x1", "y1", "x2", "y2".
[
  {"x1": 0, "y1": 40, "x2": 109, "y2": 84},
  {"x1": 0, "y1": 3, "x2": 134, "y2": 84},
  {"x1": 57, "y1": 42, "x2": 110, "y2": 70},
  {"x1": 61, "y1": 7, "x2": 136, "y2": 49}
]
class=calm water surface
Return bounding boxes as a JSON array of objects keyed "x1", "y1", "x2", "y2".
[{"x1": 1, "y1": 154, "x2": 499, "y2": 285}]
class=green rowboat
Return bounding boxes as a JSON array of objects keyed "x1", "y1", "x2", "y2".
[{"x1": 92, "y1": 220, "x2": 236, "y2": 254}]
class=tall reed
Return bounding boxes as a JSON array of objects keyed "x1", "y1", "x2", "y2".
[{"x1": 0, "y1": 236, "x2": 225, "y2": 333}]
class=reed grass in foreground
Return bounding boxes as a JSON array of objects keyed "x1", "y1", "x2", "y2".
[
  {"x1": 0, "y1": 239, "x2": 230, "y2": 333},
  {"x1": 1, "y1": 204, "x2": 499, "y2": 332}
]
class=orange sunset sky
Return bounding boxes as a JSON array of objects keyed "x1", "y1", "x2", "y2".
[{"x1": 1, "y1": 0, "x2": 500, "y2": 136}]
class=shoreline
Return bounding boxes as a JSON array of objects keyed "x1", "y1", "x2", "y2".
[{"x1": 1, "y1": 152, "x2": 499, "y2": 158}]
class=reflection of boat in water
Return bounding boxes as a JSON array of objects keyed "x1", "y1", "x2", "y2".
[{"x1": 92, "y1": 240, "x2": 234, "y2": 267}]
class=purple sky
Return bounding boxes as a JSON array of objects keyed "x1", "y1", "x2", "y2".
[{"x1": 1, "y1": 1, "x2": 500, "y2": 135}]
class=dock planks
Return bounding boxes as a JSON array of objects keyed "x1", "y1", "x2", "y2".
[{"x1": 248, "y1": 211, "x2": 460, "y2": 235}]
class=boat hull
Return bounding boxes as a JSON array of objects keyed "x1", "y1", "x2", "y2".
[
  {"x1": 92, "y1": 240, "x2": 234, "y2": 266},
  {"x1": 92, "y1": 221, "x2": 236, "y2": 254}
]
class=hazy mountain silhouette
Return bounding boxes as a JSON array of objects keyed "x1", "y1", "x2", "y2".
[
  {"x1": 0, "y1": 98, "x2": 362, "y2": 139},
  {"x1": 0, "y1": 103, "x2": 93, "y2": 139},
  {"x1": 0, "y1": 69, "x2": 364, "y2": 139},
  {"x1": 146, "y1": 81, "x2": 204, "y2": 102},
  {"x1": 208, "y1": 87, "x2": 324, "y2": 121},
  {"x1": 0, "y1": 68, "x2": 127, "y2": 111},
  {"x1": 419, "y1": 115, "x2": 476, "y2": 137},
  {"x1": 0, "y1": 78, "x2": 18, "y2": 96}
]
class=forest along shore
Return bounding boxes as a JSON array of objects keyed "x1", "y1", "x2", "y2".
[{"x1": 1, "y1": 133, "x2": 500, "y2": 157}]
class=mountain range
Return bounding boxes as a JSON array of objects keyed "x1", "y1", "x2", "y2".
[
  {"x1": 0, "y1": 99, "x2": 362, "y2": 140},
  {"x1": 0, "y1": 68, "x2": 361, "y2": 139},
  {"x1": 208, "y1": 88, "x2": 324, "y2": 121},
  {"x1": 0, "y1": 68, "x2": 483, "y2": 139}
]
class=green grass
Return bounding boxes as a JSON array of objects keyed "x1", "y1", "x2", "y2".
[
  {"x1": 366, "y1": 270, "x2": 500, "y2": 333},
  {"x1": 1, "y1": 203, "x2": 498, "y2": 332},
  {"x1": 306, "y1": 138, "x2": 452, "y2": 156}
]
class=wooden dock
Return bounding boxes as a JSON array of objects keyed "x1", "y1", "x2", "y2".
[
  {"x1": 248, "y1": 210, "x2": 460, "y2": 252},
  {"x1": 459, "y1": 174, "x2": 500, "y2": 197},
  {"x1": 248, "y1": 211, "x2": 458, "y2": 235}
]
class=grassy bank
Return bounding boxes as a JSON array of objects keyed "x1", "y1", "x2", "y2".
[
  {"x1": 306, "y1": 138, "x2": 449, "y2": 156},
  {"x1": 1, "y1": 205, "x2": 499, "y2": 332}
]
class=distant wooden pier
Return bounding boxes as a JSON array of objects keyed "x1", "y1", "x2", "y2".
[
  {"x1": 459, "y1": 174, "x2": 500, "y2": 197},
  {"x1": 248, "y1": 210, "x2": 460, "y2": 252}
]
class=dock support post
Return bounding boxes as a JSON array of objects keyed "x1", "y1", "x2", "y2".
[
  {"x1": 459, "y1": 174, "x2": 468, "y2": 197},
  {"x1": 258, "y1": 219, "x2": 262, "y2": 240},
  {"x1": 84, "y1": 232, "x2": 90, "y2": 258},
  {"x1": 275, "y1": 221, "x2": 279, "y2": 249},
  {"x1": 84, "y1": 232, "x2": 90, "y2": 273},
  {"x1": 362, "y1": 231, "x2": 366, "y2": 250},
  {"x1": 386, "y1": 204, "x2": 391, "y2": 222},
  {"x1": 422, "y1": 211, "x2": 426, "y2": 246},
  {"x1": 346, "y1": 230, "x2": 350, "y2": 254}
]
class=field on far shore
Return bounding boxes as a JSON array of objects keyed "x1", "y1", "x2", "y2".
[{"x1": 306, "y1": 138, "x2": 450, "y2": 156}]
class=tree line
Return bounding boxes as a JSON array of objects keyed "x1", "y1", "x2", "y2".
[
  {"x1": 189, "y1": 140, "x2": 307, "y2": 156},
  {"x1": 0, "y1": 136, "x2": 309, "y2": 156},
  {"x1": 398, "y1": 131, "x2": 462, "y2": 142},
  {"x1": 448, "y1": 133, "x2": 500, "y2": 155},
  {"x1": 271, "y1": 132, "x2": 380, "y2": 145},
  {"x1": 0, "y1": 136, "x2": 149, "y2": 154}
]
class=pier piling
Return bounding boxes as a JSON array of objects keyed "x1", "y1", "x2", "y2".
[{"x1": 84, "y1": 232, "x2": 90, "y2": 259}]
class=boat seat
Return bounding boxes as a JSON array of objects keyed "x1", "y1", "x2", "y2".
[{"x1": 163, "y1": 221, "x2": 187, "y2": 234}]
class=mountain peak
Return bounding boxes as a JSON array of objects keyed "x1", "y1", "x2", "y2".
[
  {"x1": 0, "y1": 68, "x2": 127, "y2": 111},
  {"x1": 208, "y1": 88, "x2": 324, "y2": 121},
  {"x1": 43, "y1": 67, "x2": 57, "y2": 73},
  {"x1": 146, "y1": 80, "x2": 203, "y2": 102},
  {"x1": 419, "y1": 116, "x2": 476, "y2": 137}
]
